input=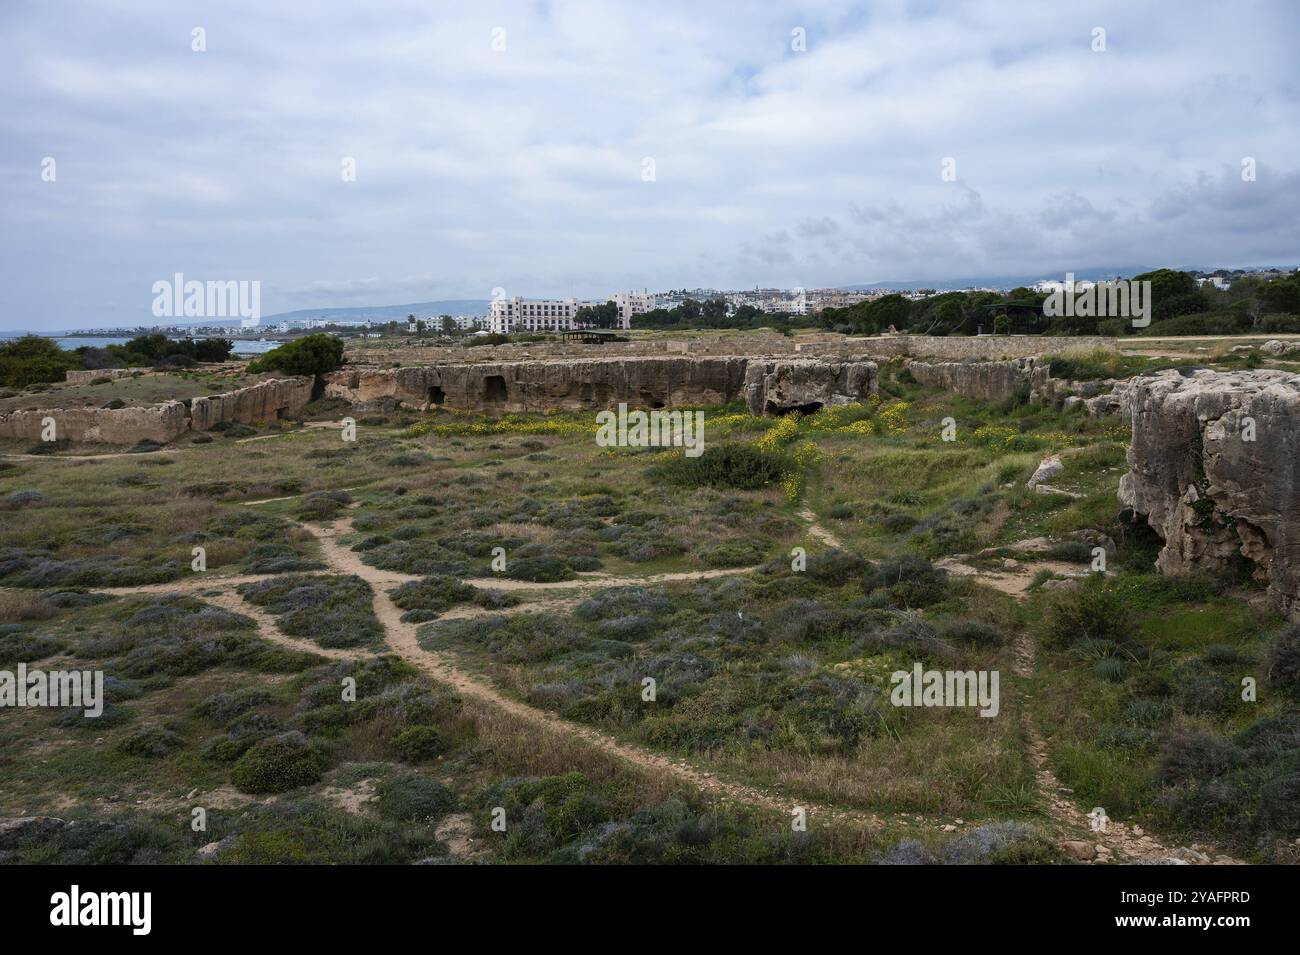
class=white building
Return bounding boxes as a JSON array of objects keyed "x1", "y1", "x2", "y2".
[
  {"x1": 488, "y1": 293, "x2": 646, "y2": 334},
  {"x1": 610, "y1": 291, "x2": 654, "y2": 326}
]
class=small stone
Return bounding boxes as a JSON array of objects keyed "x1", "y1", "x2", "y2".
[{"x1": 1061, "y1": 840, "x2": 1097, "y2": 861}]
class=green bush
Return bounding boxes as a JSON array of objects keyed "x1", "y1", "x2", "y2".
[
  {"x1": 1043, "y1": 578, "x2": 1134, "y2": 649},
  {"x1": 391, "y1": 725, "x2": 448, "y2": 762},
  {"x1": 0, "y1": 335, "x2": 82, "y2": 388},
  {"x1": 230, "y1": 733, "x2": 327, "y2": 793},
  {"x1": 246, "y1": 334, "x2": 345, "y2": 377},
  {"x1": 649, "y1": 443, "x2": 785, "y2": 490}
]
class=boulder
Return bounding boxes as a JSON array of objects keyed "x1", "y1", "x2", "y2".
[{"x1": 1028, "y1": 455, "x2": 1064, "y2": 487}]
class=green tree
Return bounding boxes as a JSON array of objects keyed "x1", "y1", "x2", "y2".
[
  {"x1": 575, "y1": 300, "x2": 619, "y2": 328},
  {"x1": 0, "y1": 335, "x2": 83, "y2": 388},
  {"x1": 246, "y1": 333, "x2": 345, "y2": 376}
]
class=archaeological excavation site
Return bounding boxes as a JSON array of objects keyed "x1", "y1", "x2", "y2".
[{"x1": 2, "y1": 327, "x2": 1298, "y2": 876}]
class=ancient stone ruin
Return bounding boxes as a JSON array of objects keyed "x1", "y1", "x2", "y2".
[
  {"x1": 323, "y1": 357, "x2": 749, "y2": 413},
  {"x1": 742, "y1": 360, "x2": 878, "y2": 415},
  {"x1": 1119, "y1": 368, "x2": 1300, "y2": 620},
  {"x1": 0, "y1": 377, "x2": 313, "y2": 444}
]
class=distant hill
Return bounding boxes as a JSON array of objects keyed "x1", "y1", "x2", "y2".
[{"x1": 258, "y1": 300, "x2": 490, "y2": 324}]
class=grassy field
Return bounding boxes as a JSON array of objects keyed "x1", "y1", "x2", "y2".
[{"x1": 1, "y1": 362, "x2": 1295, "y2": 863}]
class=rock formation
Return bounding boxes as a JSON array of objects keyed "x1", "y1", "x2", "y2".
[
  {"x1": 324, "y1": 357, "x2": 749, "y2": 414},
  {"x1": 0, "y1": 401, "x2": 190, "y2": 444},
  {"x1": 1118, "y1": 368, "x2": 1300, "y2": 619},
  {"x1": 742, "y1": 360, "x2": 878, "y2": 415},
  {"x1": 904, "y1": 358, "x2": 1047, "y2": 404},
  {"x1": 189, "y1": 377, "x2": 314, "y2": 430}
]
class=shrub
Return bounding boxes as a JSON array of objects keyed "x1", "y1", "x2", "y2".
[
  {"x1": 940, "y1": 620, "x2": 1002, "y2": 647},
  {"x1": 1042, "y1": 578, "x2": 1134, "y2": 649},
  {"x1": 117, "y1": 726, "x2": 184, "y2": 758},
  {"x1": 1157, "y1": 732, "x2": 1247, "y2": 785},
  {"x1": 1265, "y1": 623, "x2": 1300, "y2": 700},
  {"x1": 230, "y1": 732, "x2": 327, "y2": 793},
  {"x1": 649, "y1": 443, "x2": 785, "y2": 491},
  {"x1": 391, "y1": 725, "x2": 449, "y2": 762},
  {"x1": 0, "y1": 335, "x2": 82, "y2": 388},
  {"x1": 246, "y1": 333, "x2": 345, "y2": 377}
]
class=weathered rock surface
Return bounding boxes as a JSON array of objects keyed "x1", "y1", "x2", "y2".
[
  {"x1": 742, "y1": 360, "x2": 878, "y2": 415},
  {"x1": 190, "y1": 377, "x2": 314, "y2": 430},
  {"x1": 905, "y1": 358, "x2": 1047, "y2": 403},
  {"x1": 1118, "y1": 368, "x2": 1300, "y2": 619},
  {"x1": 1028, "y1": 455, "x2": 1064, "y2": 487},
  {"x1": 324, "y1": 357, "x2": 750, "y2": 414},
  {"x1": 64, "y1": 367, "x2": 149, "y2": 384},
  {"x1": 0, "y1": 401, "x2": 190, "y2": 444}
]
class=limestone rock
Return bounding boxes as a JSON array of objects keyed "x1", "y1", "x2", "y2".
[
  {"x1": 1028, "y1": 455, "x2": 1064, "y2": 487},
  {"x1": 326, "y1": 357, "x2": 749, "y2": 415},
  {"x1": 0, "y1": 401, "x2": 190, "y2": 444},
  {"x1": 190, "y1": 377, "x2": 313, "y2": 431},
  {"x1": 742, "y1": 360, "x2": 878, "y2": 415},
  {"x1": 904, "y1": 357, "x2": 1043, "y2": 404},
  {"x1": 1118, "y1": 368, "x2": 1300, "y2": 620}
]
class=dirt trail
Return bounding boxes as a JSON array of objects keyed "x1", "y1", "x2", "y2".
[
  {"x1": 936, "y1": 557, "x2": 1095, "y2": 597},
  {"x1": 300, "y1": 517, "x2": 883, "y2": 827},
  {"x1": 0, "y1": 448, "x2": 183, "y2": 462},
  {"x1": 798, "y1": 506, "x2": 844, "y2": 549},
  {"x1": 1013, "y1": 636, "x2": 1240, "y2": 864},
  {"x1": 203, "y1": 589, "x2": 366, "y2": 662}
]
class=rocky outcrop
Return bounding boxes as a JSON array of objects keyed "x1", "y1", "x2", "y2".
[
  {"x1": 64, "y1": 368, "x2": 149, "y2": 385},
  {"x1": 0, "y1": 377, "x2": 312, "y2": 446},
  {"x1": 905, "y1": 358, "x2": 1048, "y2": 403},
  {"x1": 742, "y1": 360, "x2": 878, "y2": 415},
  {"x1": 324, "y1": 357, "x2": 749, "y2": 414},
  {"x1": 1118, "y1": 369, "x2": 1300, "y2": 619},
  {"x1": 0, "y1": 401, "x2": 189, "y2": 444},
  {"x1": 190, "y1": 377, "x2": 314, "y2": 431}
]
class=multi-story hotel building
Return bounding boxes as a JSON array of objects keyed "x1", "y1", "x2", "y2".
[{"x1": 488, "y1": 292, "x2": 653, "y2": 334}]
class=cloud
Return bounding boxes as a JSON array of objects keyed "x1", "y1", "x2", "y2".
[{"x1": 0, "y1": 0, "x2": 1296, "y2": 328}]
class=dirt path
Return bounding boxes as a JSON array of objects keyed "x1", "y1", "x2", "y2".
[
  {"x1": 798, "y1": 506, "x2": 844, "y2": 549},
  {"x1": 203, "y1": 589, "x2": 367, "y2": 662},
  {"x1": 298, "y1": 517, "x2": 883, "y2": 827},
  {"x1": 935, "y1": 557, "x2": 1095, "y2": 597},
  {"x1": 1012, "y1": 636, "x2": 1240, "y2": 864}
]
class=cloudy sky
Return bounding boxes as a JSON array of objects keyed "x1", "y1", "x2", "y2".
[{"x1": 2, "y1": 0, "x2": 1297, "y2": 330}]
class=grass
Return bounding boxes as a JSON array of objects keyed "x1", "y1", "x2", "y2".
[{"x1": 2, "y1": 364, "x2": 1295, "y2": 863}]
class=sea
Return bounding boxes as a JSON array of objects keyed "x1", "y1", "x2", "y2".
[{"x1": 0, "y1": 334, "x2": 281, "y2": 355}]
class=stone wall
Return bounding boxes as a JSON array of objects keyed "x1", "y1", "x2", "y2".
[
  {"x1": 905, "y1": 358, "x2": 1048, "y2": 403},
  {"x1": 345, "y1": 333, "x2": 1117, "y2": 367},
  {"x1": 849, "y1": 335, "x2": 1116, "y2": 361},
  {"x1": 742, "y1": 360, "x2": 878, "y2": 415},
  {"x1": 0, "y1": 401, "x2": 190, "y2": 444},
  {"x1": 64, "y1": 368, "x2": 150, "y2": 385},
  {"x1": 323, "y1": 357, "x2": 749, "y2": 414},
  {"x1": 1118, "y1": 368, "x2": 1300, "y2": 620},
  {"x1": 0, "y1": 377, "x2": 313, "y2": 446},
  {"x1": 190, "y1": 377, "x2": 314, "y2": 431}
]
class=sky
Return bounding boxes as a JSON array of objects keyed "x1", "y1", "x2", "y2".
[{"x1": 1, "y1": 0, "x2": 1298, "y2": 331}]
